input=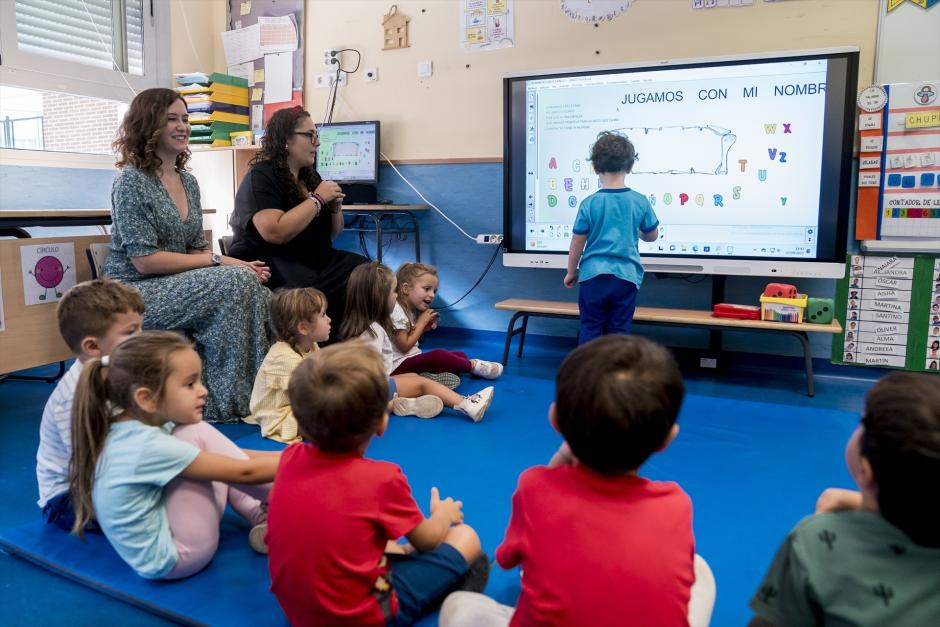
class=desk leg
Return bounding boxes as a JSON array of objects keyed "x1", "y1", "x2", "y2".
[
  {"x1": 375, "y1": 216, "x2": 384, "y2": 263},
  {"x1": 502, "y1": 312, "x2": 527, "y2": 366},
  {"x1": 408, "y1": 213, "x2": 421, "y2": 262}
]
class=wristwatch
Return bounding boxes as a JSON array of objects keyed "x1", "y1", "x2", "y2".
[{"x1": 210, "y1": 253, "x2": 222, "y2": 266}]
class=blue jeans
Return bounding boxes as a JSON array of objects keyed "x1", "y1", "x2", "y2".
[
  {"x1": 578, "y1": 274, "x2": 639, "y2": 345},
  {"x1": 42, "y1": 491, "x2": 101, "y2": 533},
  {"x1": 381, "y1": 543, "x2": 469, "y2": 626}
]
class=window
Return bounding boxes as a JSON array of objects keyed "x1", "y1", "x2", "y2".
[{"x1": 0, "y1": 0, "x2": 169, "y2": 102}]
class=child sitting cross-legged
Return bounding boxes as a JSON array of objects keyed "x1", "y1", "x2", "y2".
[
  {"x1": 748, "y1": 372, "x2": 940, "y2": 627},
  {"x1": 440, "y1": 335, "x2": 695, "y2": 627},
  {"x1": 267, "y1": 341, "x2": 489, "y2": 626},
  {"x1": 246, "y1": 287, "x2": 454, "y2": 443},
  {"x1": 37, "y1": 278, "x2": 144, "y2": 532}
]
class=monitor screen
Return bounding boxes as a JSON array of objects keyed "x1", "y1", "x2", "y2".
[
  {"x1": 503, "y1": 48, "x2": 858, "y2": 278},
  {"x1": 315, "y1": 120, "x2": 380, "y2": 184}
]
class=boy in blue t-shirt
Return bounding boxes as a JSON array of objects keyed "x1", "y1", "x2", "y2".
[{"x1": 564, "y1": 131, "x2": 659, "y2": 345}]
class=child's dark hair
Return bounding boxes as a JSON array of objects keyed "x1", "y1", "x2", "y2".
[
  {"x1": 271, "y1": 287, "x2": 327, "y2": 355},
  {"x1": 555, "y1": 335, "x2": 684, "y2": 474},
  {"x1": 861, "y1": 372, "x2": 940, "y2": 547},
  {"x1": 288, "y1": 341, "x2": 389, "y2": 452},
  {"x1": 340, "y1": 261, "x2": 395, "y2": 340},
  {"x1": 70, "y1": 331, "x2": 192, "y2": 537},
  {"x1": 395, "y1": 262, "x2": 438, "y2": 331},
  {"x1": 588, "y1": 131, "x2": 636, "y2": 174},
  {"x1": 57, "y1": 279, "x2": 145, "y2": 354}
]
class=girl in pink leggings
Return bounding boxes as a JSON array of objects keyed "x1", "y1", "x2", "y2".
[
  {"x1": 69, "y1": 331, "x2": 280, "y2": 580},
  {"x1": 391, "y1": 263, "x2": 503, "y2": 382}
]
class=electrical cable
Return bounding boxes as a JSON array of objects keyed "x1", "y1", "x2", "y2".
[{"x1": 434, "y1": 242, "x2": 503, "y2": 311}]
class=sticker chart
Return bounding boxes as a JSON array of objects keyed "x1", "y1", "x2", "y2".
[
  {"x1": 843, "y1": 254, "x2": 913, "y2": 368},
  {"x1": 928, "y1": 259, "x2": 940, "y2": 370}
]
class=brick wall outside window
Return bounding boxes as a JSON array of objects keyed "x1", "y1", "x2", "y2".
[{"x1": 41, "y1": 93, "x2": 125, "y2": 154}]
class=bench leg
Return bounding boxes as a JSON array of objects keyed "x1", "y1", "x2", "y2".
[
  {"x1": 502, "y1": 312, "x2": 526, "y2": 366},
  {"x1": 792, "y1": 331, "x2": 814, "y2": 397},
  {"x1": 517, "y1": 315, "x2": 530, "y2": 358}
]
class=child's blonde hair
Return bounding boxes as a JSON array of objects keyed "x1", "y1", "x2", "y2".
[
  {"x1": 288, "y1": 341, "x2": 389, "y2": 452},
  {"x1": 394, "y1": 262, "x2": 438, "y2": 330},
  {"x1": 271, "y1": 287, "x2": 327, "y2": 355},
  {"x1": 69, "y1": 331, "x2": 192, "y2": 537},
  {"x1": 340, "y1": 262, "x2": 395, "y2": 340},
  {"x1": 57, "y1": 279, "x2": 145, "y2": 353}
]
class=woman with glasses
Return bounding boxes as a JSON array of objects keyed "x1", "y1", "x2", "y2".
[
  {"x1": 229, "y1": 106, "x2": 368, "y2": 341},
  {"x1": 105, "y1": 88, "x2": 274, "y2": 422}
]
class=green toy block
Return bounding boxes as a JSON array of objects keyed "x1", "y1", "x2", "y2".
[{"x1": 806, "y1": 297, "x2": 834, "y2": 324}]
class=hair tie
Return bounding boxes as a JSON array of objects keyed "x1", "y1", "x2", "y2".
[
  {"x1": 100, "y1": 355, "x2": 110, "y2": 367},
  {"x1": 288, "y1": 105, "x2": 305, "y2": 123}
]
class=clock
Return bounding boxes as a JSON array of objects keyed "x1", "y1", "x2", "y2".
[
  {"x1": 857, "y1": 85, "x2": 887, "y2": 113},
  {"x1": 560, "y1": 0, "x2": 632, "y2": 23}
]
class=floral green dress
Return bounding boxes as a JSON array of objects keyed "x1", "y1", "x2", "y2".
[{"x1": 104, "y1": 166, "x2": 273, "y2": 422}]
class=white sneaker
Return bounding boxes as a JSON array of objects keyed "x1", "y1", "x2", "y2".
[
  {"x1": 249, "y1": 522, "x2": 268, "y2": 554},
  {"x1": 456, "y1": 386, "x2": 494, "y2": 423},
  {"x1": 393, "y1": 394, "x2": 444, "y2": 419},
  {"x1": 470, "y1": 360, "x2": 504, "y2": 380}
]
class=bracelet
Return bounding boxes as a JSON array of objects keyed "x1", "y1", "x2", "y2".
[{"x1": 310, "y1": 192, "x2": 328, "y2": 209}]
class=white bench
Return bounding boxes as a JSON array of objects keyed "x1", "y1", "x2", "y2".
[{"x1": 494, "y1": 298, "x2": 842, "y2": 397}]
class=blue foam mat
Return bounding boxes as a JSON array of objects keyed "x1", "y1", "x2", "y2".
[{"x1": 0, "y1": 380, "x2": 859, "y2": 626}]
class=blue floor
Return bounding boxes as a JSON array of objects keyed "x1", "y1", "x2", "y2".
[{"x1": 0, "y1": 329, "x2": 878, "y2": 626}]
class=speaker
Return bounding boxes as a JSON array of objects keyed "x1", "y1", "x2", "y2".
[
  {"x1": 341, "y1": 183, "x2": 378, "y2": 205},
  {"x1": 806, "y1": 297, "x2": 834, "y2": 324}
]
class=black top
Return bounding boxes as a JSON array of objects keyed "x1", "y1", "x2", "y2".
[{"x1": 229, "y1": 160, "x2": 333, "y2": 269}]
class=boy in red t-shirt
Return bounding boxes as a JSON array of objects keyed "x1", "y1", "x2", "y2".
[
  {"x1": 267, "y1": 341, "x2": 489, "y2": 626},
  {"x1": 440, "y1": 335, "x2": 695, "y2": 627}
]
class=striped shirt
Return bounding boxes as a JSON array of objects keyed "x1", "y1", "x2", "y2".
[
  {"x1": 244, "y1": 341, "x2": 316, "y2": 443},
  {"x1": 36, "y1": 360, "x2": 84, "y2": 507}
]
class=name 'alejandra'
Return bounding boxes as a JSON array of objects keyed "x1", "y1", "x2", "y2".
[{"x1": 622, "y1": 90, "x2": 684, "y2": 104}]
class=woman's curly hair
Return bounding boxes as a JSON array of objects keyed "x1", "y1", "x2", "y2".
[
  {"x1": 251, "y1": 106, "x2": 319, "y2": 203},
  {"x1": 113, "y1": 88, "x2": 190, "y2": 175}
]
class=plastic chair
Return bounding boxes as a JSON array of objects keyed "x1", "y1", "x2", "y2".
[
  {"x1": 86, "y1": 242, "x2": 111, "y2": 279},
  {"x1": 218, "y1": 235, "x2": 233, "y2": 255},
  {"x1": 688, "y1": 554, "x2": 717, "y2": 627}
]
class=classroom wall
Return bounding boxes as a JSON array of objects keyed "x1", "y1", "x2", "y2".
[
  {"x1": 305, "y1": 0, "x2": 879, "y2": 160},
  {"x1": 170, "y1": 0, "x2": 228, "y2": 75}
]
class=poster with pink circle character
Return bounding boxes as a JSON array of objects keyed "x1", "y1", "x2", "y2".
[{"x1": 19, "y1": 242, "x2": 77, "y2": 306}]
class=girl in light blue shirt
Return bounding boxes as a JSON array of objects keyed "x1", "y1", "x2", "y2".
[{"x1": 70, "y1": 331, "x2": 281, "y2": 579}]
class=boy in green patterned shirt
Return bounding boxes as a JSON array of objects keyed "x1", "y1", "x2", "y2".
[{"x1": 749, "y1": 372, "x2": 940, "y2": 627}]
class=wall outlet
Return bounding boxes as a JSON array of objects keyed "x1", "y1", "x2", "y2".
[
  {"x1": 476, "y1": 234, "x2": 503, "y2": 245},
  {"x1": 417, "y1": 60, "x2": 433, "y2": 78},
  {"x1": 364, "y1": 67, "x2": 378, "y2": 82},
  {"x1": 323, "y1": 48, "x2": 340, "y2": 70},
  {"x1": 314, "y1": 72, "x2": 347, "y2": 88}
]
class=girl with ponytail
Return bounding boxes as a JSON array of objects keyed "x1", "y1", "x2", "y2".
[{"x1": 70, "y1": 331, "x2": 280, "y2": 579}]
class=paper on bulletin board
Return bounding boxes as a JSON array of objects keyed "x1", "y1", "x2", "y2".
[
  {"x1": 461, "y1": 0, "x2": 514, "y2": 51},
  {"x1": 258, "y1": 15, "x2": 298, "y2": 54},
  {"x1": 263, "y1": 90, "x2": 302, "y2": 127},
  {"x1": 20, "y1": 242, "x2": 76, "y2": 306},
  {"x1": 221, "y1": 23, "x2": 261, "y2": 66},
  {"x1": 264, "y1": 52, "x2": 293, "y2": 104},
  {"x1": 227, "y1": 61, "x2": 254, "y2": 85}
]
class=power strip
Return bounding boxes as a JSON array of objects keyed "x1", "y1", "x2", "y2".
[{"x1": 476, "y1": 234, "x2": 503, "y2": 245}]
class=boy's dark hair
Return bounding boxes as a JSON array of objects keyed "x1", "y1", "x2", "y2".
[
  {"x1": 288, "y1": 341, "x2": 389, "y2": 453},
  {"x1": 271, "y1": 287, "x2": 327, "y2": 355},
  {"x1": 555, "y1": 335, "x2": 684, "y2": 474},
  {"x1": 57, "y1": 279, "x2": 145, "y2": 353},
  {"x1": 861, "y1": 372, "x2": 940, "y2": 547},
  {"x1": 588, "y1": 131, "x2": 636, "y2": 174}
]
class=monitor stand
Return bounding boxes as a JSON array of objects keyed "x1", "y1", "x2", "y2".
[{"x1": 341, "y1": 183, "x2": 377, "y2": 205}]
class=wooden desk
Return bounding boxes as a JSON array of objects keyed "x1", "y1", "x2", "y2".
[
  {"x1": 495, "y1": 298, "x2": 842, "y2": 397},
  {"x1": 342, "y1": 204, "x2": 428, "y2": 263}
]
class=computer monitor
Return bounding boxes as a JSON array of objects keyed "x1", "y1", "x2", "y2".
[
  {"x1": 502, "y1": 48, "x2": 858, "y2": 279},
  {"x1": 315, "y1": 120, "x2": 380, "y2": 203}
]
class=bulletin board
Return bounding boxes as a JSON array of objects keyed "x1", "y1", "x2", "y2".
[
  {"x1": 225, "y1": 0, "x2": 305, "y2": 128},
  {"x1": 855, "y1": 80, "x2": 940, "y2": 244},
  {"x1": 832, "y1": 253, "x2": 940, "y2": 372},
  {"x1": 303, "y1": 0, "x2": 879, "y2": 160}
]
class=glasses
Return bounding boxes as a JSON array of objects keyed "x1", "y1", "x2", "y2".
[{"x1": 293, "y1": 131, "x2": 319, "y2": 144}]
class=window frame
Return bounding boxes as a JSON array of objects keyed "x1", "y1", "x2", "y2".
[{"x1": 0, "y1": 0, "x2": 170, "y2": 103}]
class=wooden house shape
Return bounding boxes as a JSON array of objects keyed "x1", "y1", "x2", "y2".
[{"x1": 382, "y1": 5, "x2": 410, "y2": 50}]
